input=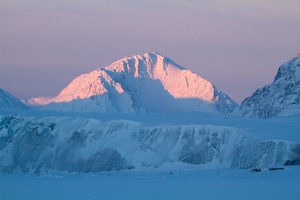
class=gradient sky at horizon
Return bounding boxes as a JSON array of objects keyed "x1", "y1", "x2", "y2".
[{"x1": 1, "y1": 0, "x2": 300, "y2": 103}]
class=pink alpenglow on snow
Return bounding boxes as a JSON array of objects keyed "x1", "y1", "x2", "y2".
[{"x1": 28, "y1": 52, "x2": 237, "y2": 114}]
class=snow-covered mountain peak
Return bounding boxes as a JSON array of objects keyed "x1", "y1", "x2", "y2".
[
  {"x1": 239, "y1": 56, "x2": 300, "y2": 118},
  {"x1": 29, "y1": 52, "x2": 237, "y2": 113},
  {"x1": 103, "y1": 52, "x2": 216, "y2": 102}
]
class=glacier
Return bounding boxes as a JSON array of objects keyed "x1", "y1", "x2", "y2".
[{"x1": 1, "y1": 114, "x2": 299, "y2": 174}]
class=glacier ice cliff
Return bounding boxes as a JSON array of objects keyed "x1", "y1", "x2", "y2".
[{"x1": 0, "y1": 115, "x2": 299, "y2": 173}]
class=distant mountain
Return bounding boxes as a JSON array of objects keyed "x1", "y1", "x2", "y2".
[
  {"x1": 29, "y1": 52, "x2": 237, "y2": 113},
  {"x1": 0, "y1": 88, "x2": 27, "y2": 109},
  {"x1": 239, "y1": 56, "x2": 300, "y2": 118}
]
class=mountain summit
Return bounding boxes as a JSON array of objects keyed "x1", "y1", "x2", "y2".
[
  {"x1": 29, "y1": 52, "x2": 237, "y2": 113},
  {"x1": 239, "y1": 56, "x2": 300, "y2": 118}
]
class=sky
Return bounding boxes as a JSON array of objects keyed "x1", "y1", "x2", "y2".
[{"x1": 0, "y1": 0, "x2": 300, "y2": 103}]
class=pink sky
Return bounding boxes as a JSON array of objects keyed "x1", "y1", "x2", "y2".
[{"x1": 1, "y1": 0, "x2": 300, "y2": 103}]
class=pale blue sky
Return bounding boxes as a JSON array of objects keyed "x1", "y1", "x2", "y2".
[{"x1": 1, "y1": 0, "x2": 300, "y2": 103}]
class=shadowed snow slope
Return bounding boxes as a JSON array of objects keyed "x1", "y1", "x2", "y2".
[
  {"x1": 28, "y1": 52, "x2": 237, "y2": 114},
  {"x1": 239, "y1": 57, "x2": 300, "y2": 118},
  {"x1": 0, "y1": 88, "x2": 27, "y2": 109}
]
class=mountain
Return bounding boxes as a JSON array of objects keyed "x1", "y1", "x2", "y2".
[
  {"x1": 239, "y1": 56, "x2": 300, "y2": 118},
  {"x1": 29, "y1": 52, "x2": 237, "y2": 113},
  {"x1": 0, "y1": 88, "x2": 27, "y2": 109}
]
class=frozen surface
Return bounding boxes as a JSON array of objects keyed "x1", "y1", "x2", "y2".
[{"x1": 1, "y1": 167, "x2": 300, "y2": 200}]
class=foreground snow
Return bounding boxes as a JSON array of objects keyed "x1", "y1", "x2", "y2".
[{"x1": 1, "y1": 166, "x2": 300, "y2": 200}]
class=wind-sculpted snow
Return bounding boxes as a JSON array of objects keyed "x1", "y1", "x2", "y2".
[
  {"x1": 0, "y1": 115, "x2": 299, "y2": 173},
  {"x1": 239, "y1": 57, "x2": 300, "y2": 118}
]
